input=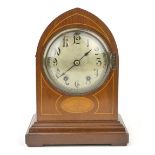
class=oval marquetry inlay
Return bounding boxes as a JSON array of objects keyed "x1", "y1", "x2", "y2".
[{"x1": 61, "y1": 97, "x2": 94, "y2": 113}]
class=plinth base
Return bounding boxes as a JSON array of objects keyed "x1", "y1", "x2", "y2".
[{"x1": 25, "y1": 114, "x2": 129, "y2": 146}]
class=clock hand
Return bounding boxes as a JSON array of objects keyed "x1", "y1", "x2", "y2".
[
  {"x1": 57, "y1": 64, "x2": 75, "y2": 78},
  {"x1": 58, "y1": 49, "x2": 92, "y2": 78},
  {"x1": 79, "y1": 49, "x2": 92, "y2": 61}
]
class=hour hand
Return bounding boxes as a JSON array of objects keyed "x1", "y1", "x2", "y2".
[
  {"x1": 84, "y1": 49, "x2": 92, "y2": 56},
  {"x1": 79, "y1": 49, "x2": 92, "y2": 61}
]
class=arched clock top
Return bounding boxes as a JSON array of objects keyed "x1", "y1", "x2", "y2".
[{"x1": 36, "y1": 8, "x2": 118, "y2": 59}]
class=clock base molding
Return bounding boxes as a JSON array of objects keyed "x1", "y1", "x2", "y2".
[{"x1": 25, "y1": 114, "x2": 129, "y2": 146}]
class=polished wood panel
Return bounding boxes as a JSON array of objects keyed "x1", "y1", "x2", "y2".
[{"x1": 26, "y1": 114, "x2": 128, "y2": 146}]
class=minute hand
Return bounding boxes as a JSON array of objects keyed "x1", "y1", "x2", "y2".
[
  {"x1": 79, "y1": 49, "x2": 92, "y2": 61},
  {"x1": 57, "y1": 64, "x2": 75, "y2": 79}
]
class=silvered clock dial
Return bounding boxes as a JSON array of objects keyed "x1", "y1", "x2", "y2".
[{"x1": 43, "y1": 28, "x2": 111, "y2": 95}]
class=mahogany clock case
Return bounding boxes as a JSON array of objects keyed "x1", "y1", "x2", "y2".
[{"x1": 25, "y1": 8, "x2": 129, "y2": 146}]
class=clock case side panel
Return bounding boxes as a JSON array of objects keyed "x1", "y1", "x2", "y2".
[{"x1": 35, "y1": 8, "x2": 119, "y2": 121}]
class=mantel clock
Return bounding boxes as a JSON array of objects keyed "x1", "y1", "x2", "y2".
[{"x1": 25, "y1": 8, "x2": 129, "y2": 146}]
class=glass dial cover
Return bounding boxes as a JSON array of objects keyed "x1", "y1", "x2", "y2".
[{"x1": 43, "y1": 29, "x2": 111, "y2": 95}]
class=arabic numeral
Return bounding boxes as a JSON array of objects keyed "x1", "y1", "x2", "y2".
[
  {"x1": 87, "y1": 39, "x2": 89, "y2": 47},
  {"x1": 94, "y1": 69, "x2": 98, "y2": 77},
  {"x1": 47, "y1": 57, "x2": 52, "y2": 67},
  {"x1": 73, "y1": 33, "x2": 81, "y2": 44},
  {"x1": 75, "y1": 81, "x2": 80, "y2": 88},
  {"x1": 56, "y1": 68, "x2": 61, "y2": 78},
  {"x1": 56, "y1": 47, "x2": 61, "y2": 56},
  {"x1": 86, "y1": 76, "x2": 91, "y2": 84},
  {"x1": 63, "y1": 76, "x2": 69, "y2": 85},
  {"x1": 96, "y1": 58, "x2": 102, "y2": 66},
  {"x1": 47, "y1": 57, "x2": 57, "y2": 67},
  {"x1": 53, "y1": 58, "x2": 58, "y2": 66},
  {"x1": 63, "y1": 36, "x2": 69, "y2": 47}
]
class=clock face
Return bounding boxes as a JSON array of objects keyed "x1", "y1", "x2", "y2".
[{"x1": 43, "y1": 28, "x2": 111, "y2": 95}]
